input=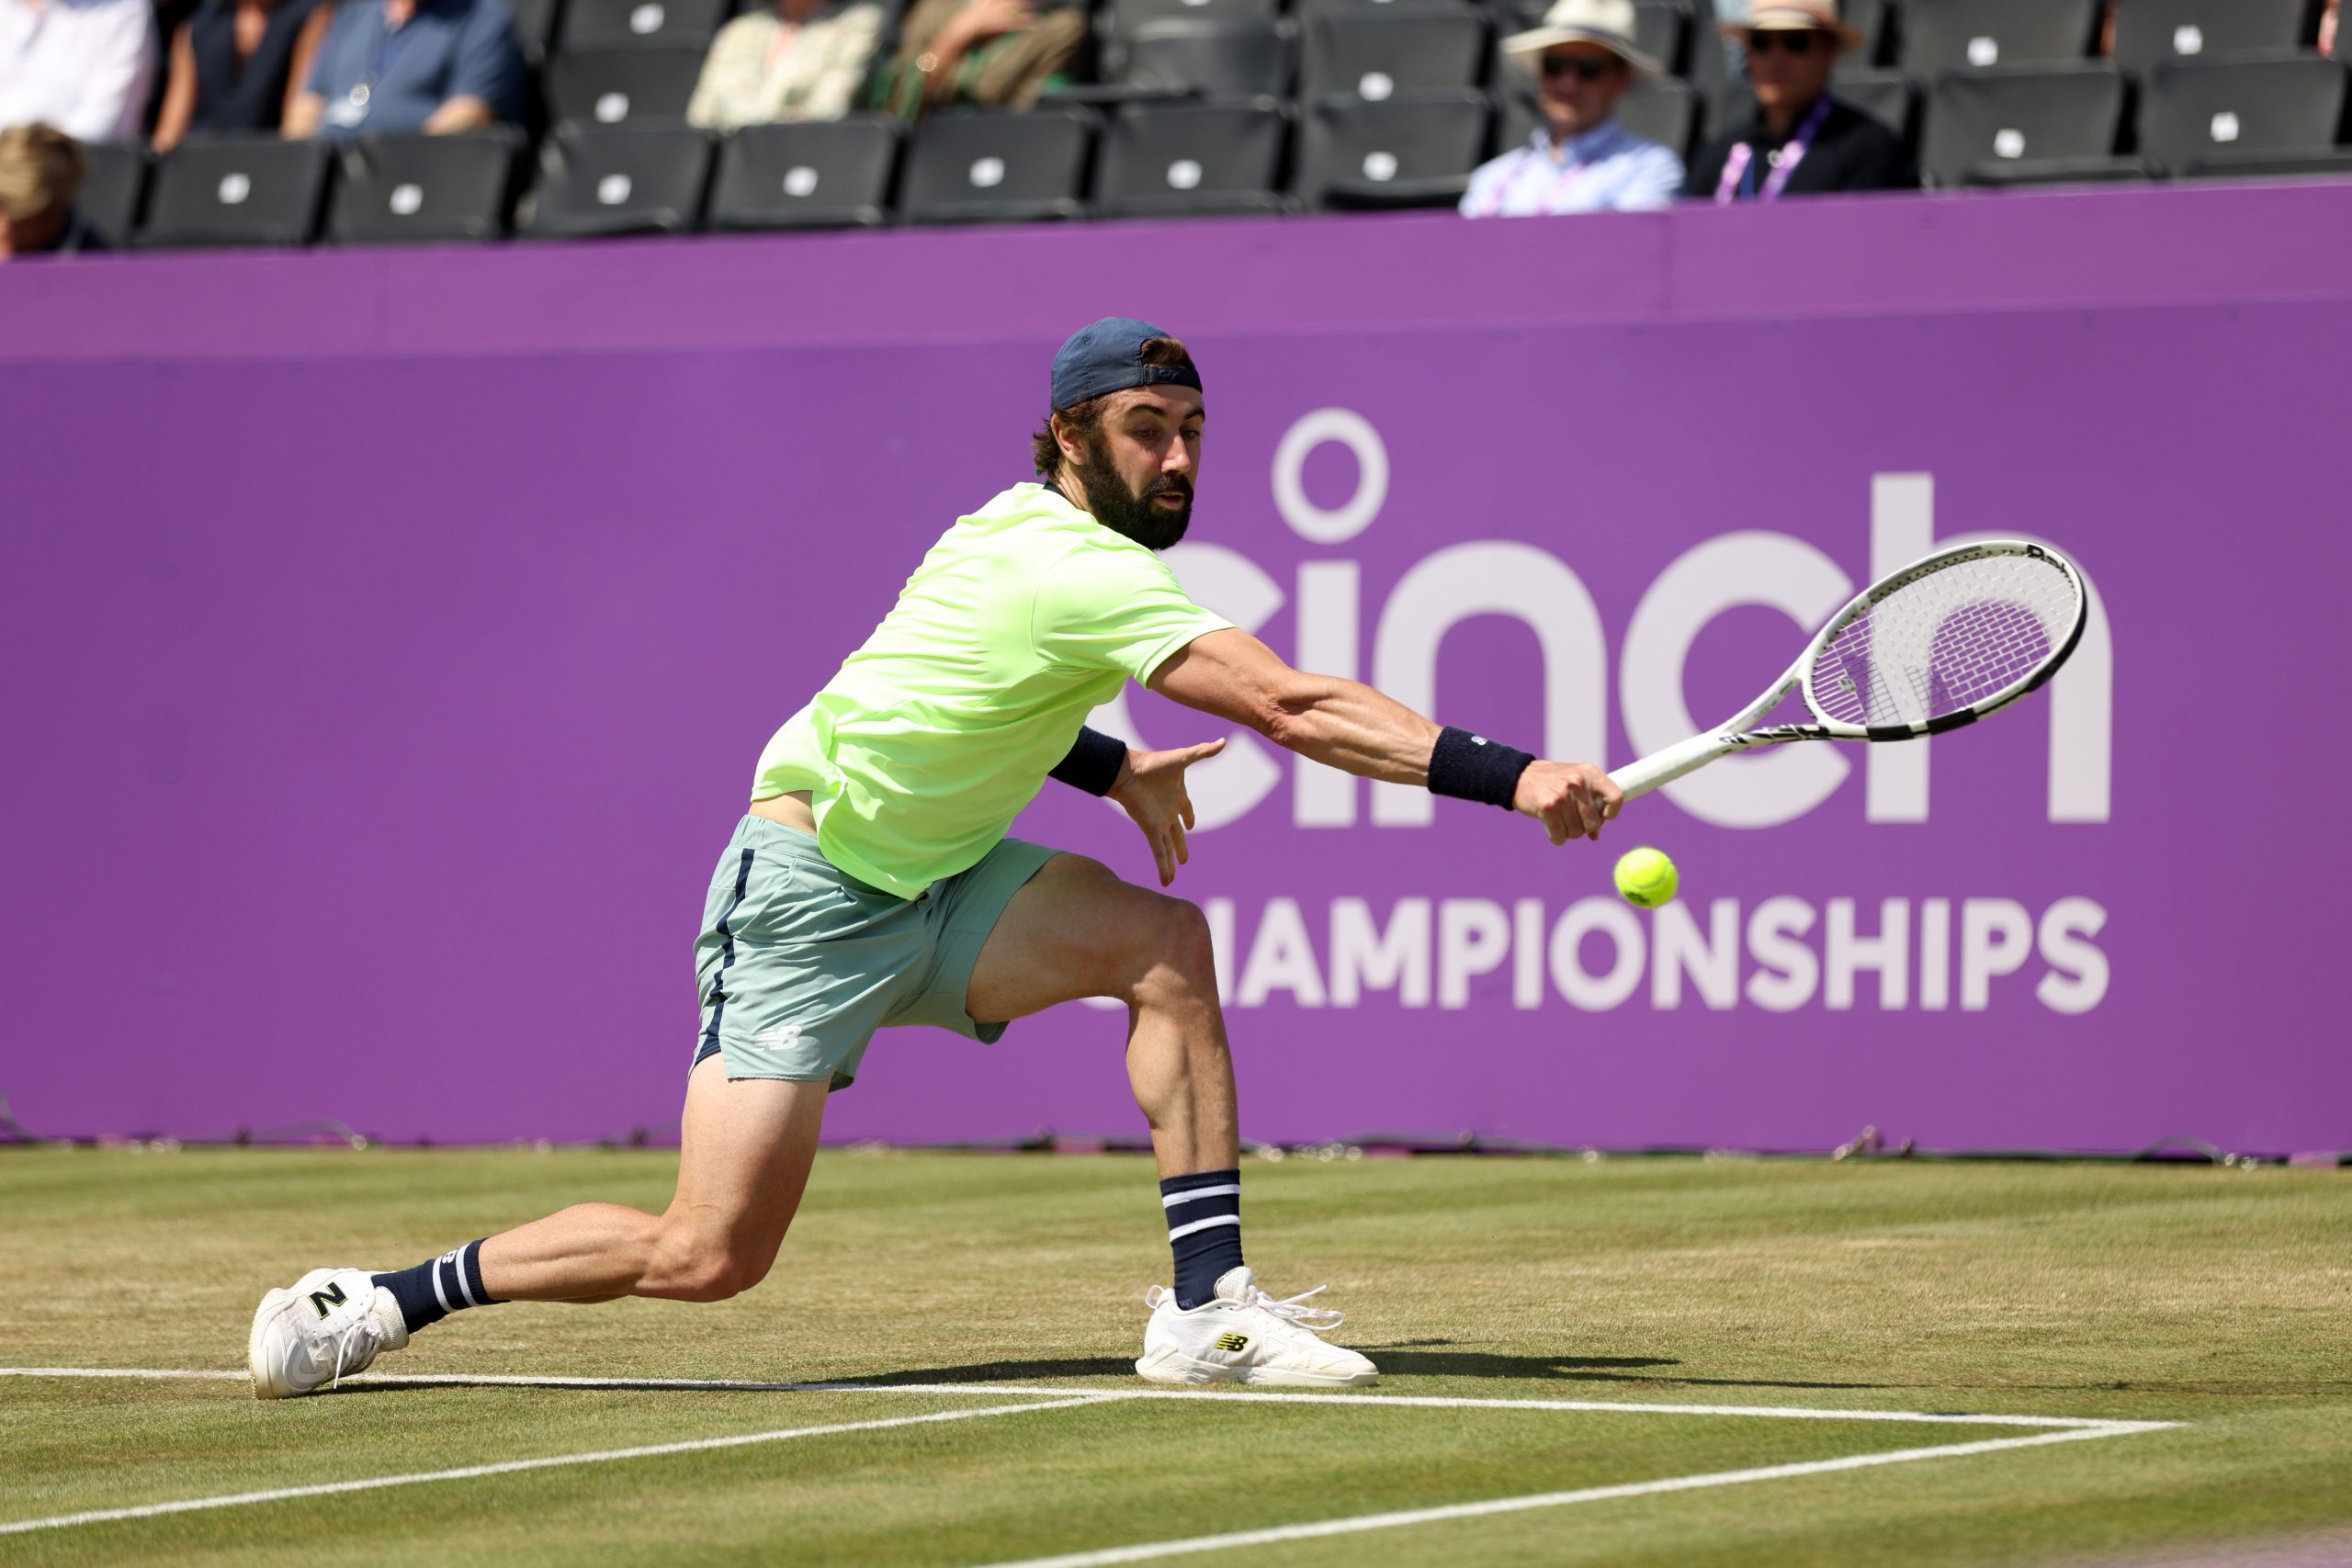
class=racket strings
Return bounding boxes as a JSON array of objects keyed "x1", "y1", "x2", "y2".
[{"x1": 1808, "y1": 554, "x2": 2076, "y2": 728}]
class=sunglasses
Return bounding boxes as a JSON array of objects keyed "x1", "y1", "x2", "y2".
[
  {"x1": 1744, "y1": 29, "x2": 1821, "y2": 54},
  {"x1": 1540, "y1": 54, "x2": 1619, "y2": 80}
]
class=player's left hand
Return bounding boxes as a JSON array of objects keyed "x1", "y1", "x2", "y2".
[{"x1": 1106, "y1": 737, "x2": 1225, "y2": 886}]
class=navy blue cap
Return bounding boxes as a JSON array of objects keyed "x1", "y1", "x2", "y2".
[{"x1": 1050, "y1": 317, "x2": 1202, "y2": 413}]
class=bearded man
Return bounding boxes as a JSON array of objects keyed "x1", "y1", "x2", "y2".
[{"x1": 248, "y1": 318, "x2": 1622, "y2": 1398}]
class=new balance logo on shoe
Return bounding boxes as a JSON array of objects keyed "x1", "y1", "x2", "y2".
[
  {"x1": 307, "y1": 1282, "x2": 349, "y2": 1319},
  {"x1": 1214, "y1": 1332, "x2": 1250, "y2": 1352}
]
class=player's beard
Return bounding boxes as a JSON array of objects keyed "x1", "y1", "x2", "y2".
[{"x1": 1073, "y1": 437, "x2": 1193, "y2": 551}]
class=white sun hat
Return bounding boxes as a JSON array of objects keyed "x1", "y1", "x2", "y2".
[
  {"x1": 1724, "y1": 0, "x2": 1865, "y2": 49},
  {"x1": 1502, "y1": 0, "x2": 1664, "y2": 75}
]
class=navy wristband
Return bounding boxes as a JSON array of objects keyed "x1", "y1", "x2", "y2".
[
  {"x1": 1050, "y1": 726, "x2": 1128, "y2": 796},
  {"x1": 1426, "y1": 726, "x2": 1535, "y2": 810}
]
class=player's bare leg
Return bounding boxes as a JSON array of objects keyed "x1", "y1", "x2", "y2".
[
  {"x1": 478, "y1": 1061, "x2": 829, "y2": 1303},
  {"x1": 965, "y1": 853, "x2": 1375, "y2": 1387},
  {"x1": 249, "y1": 1061, "x2": 826, "y2": 1396}
]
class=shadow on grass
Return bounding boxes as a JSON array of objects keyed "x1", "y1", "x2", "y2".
[{"x1": 332, "y1": 1343, "x2": 1886, "y2": 1394}]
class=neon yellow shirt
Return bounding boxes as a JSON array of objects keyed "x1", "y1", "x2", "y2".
[{"x1": 751, "y1": 482, "x2": 1234, "y2": 898}]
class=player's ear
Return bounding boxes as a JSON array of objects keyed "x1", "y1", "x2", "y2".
[{"x1": 1054, "y1": 414, "x2": 1084, "y2": 468}]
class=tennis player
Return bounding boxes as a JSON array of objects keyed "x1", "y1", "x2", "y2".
[{"x1": 249, "y1": 318, "x2": 1622, "y2": 1398}]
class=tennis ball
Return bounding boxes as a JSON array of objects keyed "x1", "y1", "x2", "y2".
[{"x1": 1613, "y1": 846, "x2": 1679, "y2": 908}]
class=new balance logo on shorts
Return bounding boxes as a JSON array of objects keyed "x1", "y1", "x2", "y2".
[
  {"x1": 308, "y1": 1281, "x2": 348, "y2": 1319},
  {"x1": 1214, "y1": 1332, "x2": 1250, "y2": 1353}
]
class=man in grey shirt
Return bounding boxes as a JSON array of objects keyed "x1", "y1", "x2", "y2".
[{"x1": 285, "y1": 0, "x2": 523, "y2": 140}]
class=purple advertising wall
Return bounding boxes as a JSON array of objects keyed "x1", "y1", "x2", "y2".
[{"x1": 5, "y1": 185, "x2": 2349, "y2": 1154}]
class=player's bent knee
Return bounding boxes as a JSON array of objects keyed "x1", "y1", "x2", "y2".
[
  {"x1": 650, "y1": 1226, "x2": 780, "y2": 1303},
  {"x1": 1132, "y1": 896, "x2": 1217, "y2": 1007}
]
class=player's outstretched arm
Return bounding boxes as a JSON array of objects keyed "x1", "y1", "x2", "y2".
[{"x1": 1149, "y1": 629, "x2": 1621, "y2": 843}]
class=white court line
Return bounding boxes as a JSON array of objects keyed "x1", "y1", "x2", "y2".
[
  {"x1": 0, "y1": 1367, "x2": 2184, "y2": 1553},
  {"x1": 0, "y1": 1393, "x2": 1112, "y2": 1538},
  {"x1": 0, "y1": 1369, "x2": 2175, "y2": 1432},
  {"x1": 965, "y1": 1425, "x2": 2174, "y2": 1568}
]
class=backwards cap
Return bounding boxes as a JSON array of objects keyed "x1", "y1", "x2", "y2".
[{"x1": 1051, "y1": 317, "x2": 1203, "y2": 413}]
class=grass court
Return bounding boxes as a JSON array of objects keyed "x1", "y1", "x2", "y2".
[{"x1": 4, "y1": 1146, "x2": 2348, "y2": 1566}]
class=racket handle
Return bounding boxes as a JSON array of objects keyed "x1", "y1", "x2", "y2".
[{"x1": 1610, "y1": 734, "x2": 1726, "y2": 803}]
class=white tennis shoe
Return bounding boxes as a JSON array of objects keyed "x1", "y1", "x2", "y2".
[
  {"x1": 1135, "y1": 1266, "x2": 1378, "y2": 1388},
  {"x1": 248, "y1": 1267, "x2": 410, "y2": 1399}
]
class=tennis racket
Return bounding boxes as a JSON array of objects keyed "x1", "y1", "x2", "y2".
[{"x1": 1612, "y1": 539, "x2": 2087, "y2": 802}]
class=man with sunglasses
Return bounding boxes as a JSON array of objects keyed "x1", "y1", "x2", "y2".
[
  {"x1": 1683, "y1": 0, "x2": 1913, "y2": 202},
  {"x1": 1461, "y1": 0, "x2": 1681, "y2": 217}
]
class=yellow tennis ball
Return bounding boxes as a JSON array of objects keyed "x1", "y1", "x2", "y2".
[{"x1": 1614, "y1": 846, "x2": 1679, "y2": 908}]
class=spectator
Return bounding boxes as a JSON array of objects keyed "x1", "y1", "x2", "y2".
[
  {"x1": 866, "y1": 0, "x2": 1085, "y2": 120},
  {"x1": 1684, "y1": 0, "x2": 1915, "y2": 201},
  {"x1": 1463, "y1": 0, "x2": 1684, "y2": 217},
  {"x1": 2324, "y1": 0, "x2": 2340, "y2": 56},
  {"x1": 152, "y1": 0, "x2": 333, "y2": 151},
  {"x1": 0, "y1": 119, "x2": 103, "y2": 254},
  {"x1": 284, "y1": 0, "x2": 526, "y2": 141},
  {"x1": 0, "y1": 0, "x2": 158, "y2": 143},
  {"x1": 686, "y1": 0, "x2": 883, "y2": 131}
]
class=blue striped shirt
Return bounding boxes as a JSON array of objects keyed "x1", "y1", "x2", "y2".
[{"x1": 1459, "y1": 118, "x2": 1686, "y2": 218}]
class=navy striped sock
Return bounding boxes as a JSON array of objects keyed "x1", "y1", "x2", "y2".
[
  {"x1": 1160, "y1": 1168, "x2": 1243, "y2": 1311},
  {"x1": 373, "y1": 1239, "x2": 501, "y2": 1335}
]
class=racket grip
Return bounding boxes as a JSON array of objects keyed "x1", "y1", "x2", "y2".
[{"x1": 1609, "y1": 734, "x2": 1727, "y2": 803}]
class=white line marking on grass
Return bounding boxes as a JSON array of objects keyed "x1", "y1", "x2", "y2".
[
  {"x1": 0, "y1": 1369, "x2": 2178, "y2": 1432},
  {"x1": 0, "y1": 1393, "x2": 1113, "y2": 1538},
  {"x1": 963, "y1": 1424, "x2": 2176, "y2": 1568}
]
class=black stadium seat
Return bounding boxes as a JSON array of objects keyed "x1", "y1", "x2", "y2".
[
  {"x1": 1092, "y1": 97, "x2": 1290, "y2": 216},
  {"x1": 2140, "y1": 52, "x2": 2350, "y2": 176},
  {"x1": 1107, "y1": 0, "x2": 1277, "y2": 28},
  {"x1": 507, "y1": 0, "x2": 564, "y2": 59},
  {"x1": 1832, "y1": 66, "x2": 1916, "y2": 146},
  {"x1": 518, "y1": 121, "x2": 714, "y2": 235},
  {"x1": 1124, "y1": 17, "x2": 1295, "y2": 97},
  {"x1": 899, "y1": 107, "x2": 1095, "y2": 223},
  {"x1": 560, "y1": 0, "x2": 728, "y2": 51},
  {"x1": 326, "y1": 131, "x2": 523, "y2": 243},
  {"x1": 1293, "y1": 89, "x2": 1488, "y2": 209},
  {"x1": 1302, "y1": 6, "x2": 1487, "y2": 102},
  {"x1": 1919, "y1": 63, "x2": 2132, "y2": 186},
  {"x1": 1899, "y1": 0, "x2": 2100, "y2": 75},
  {"x1": 545, "y1": 44, "x2": 706, "y2": 127},
  {"x1": 137, "y1": 137, "x2": 329, "y2": 248},
  {"x1": 74, "y1": 141, "x2": 146, "y2": 248},
  {"x1": 2109, "y1": 0, "x2": 2312, "y2": 78},
  {"x1": 707, "y1": 117, "x2": 901, "y2": 229}
]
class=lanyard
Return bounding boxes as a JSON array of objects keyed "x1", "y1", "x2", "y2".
[
  {"x1": 349, "y1": 5, "x2": 418, "y2": 107},
  {"x1": 1713, "y1": 96, "x2": 1833, "y2": 206}
]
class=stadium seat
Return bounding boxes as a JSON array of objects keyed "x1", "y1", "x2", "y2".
[
  {"x1": 518, "y1": 121, "x2": 714, "y2": 235},
  {"x1": 508, "y1": 0, "x2": 564, "y2": 59},
  {"x1": 325, "y1": 131, "x2": 524, "y2": 244},
  {"x1": 74, "y1": 141, "x2": 146, "y2": 248},
  {"x1": 1833, "y1": 67, "x2": 1917, "y2": 147},
  {"x1": 1124, "y1": 17, "x2": 1295, "y2": 98},
  {"x1": 561, "y1": 0, "x2": 728, "y2": 51},
  {"x1": 1293, "y1": 89, "x2": 1489, "y2": 209},
  {"x1": 707, "y1": 117, "x2": 901, "y2": 229},
  {"x1": 899, "y1": 107, "x2": 1095, "y2": 223},
  {"x1": 1302, "y1": 6, "x2": 1488, "y2": 102},
  {"x1": 1092, "y1": 97, "x2": 1290, "y2": 216},
  {"x1": 1105, "y1": 0, "x2": 1279, "y2": 35},
  {"x1": 2139, "y1": 52, "x2": 2348, "y2": 176},
  {"x1": 1918, "y1": 63, "x2": 2131, "y2": 186},
  {"x1": 137, "y1": 137, "x2": 330, "y2": 249},
  {"x1": 1899, "y1": 0, "x2": 2101, "y2": 75},
  {"x1": 545, "y1": 44, "x2": 707, "y2": 127},
  {"x1": 2109, "y1": 0, "x2": 2312, "y2": 78},
  {"x1": 1496, "y1": 76, "x2": 1699, "y2": 160}
]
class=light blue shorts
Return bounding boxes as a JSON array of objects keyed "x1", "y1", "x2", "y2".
[{"x1": 689, "y1": 817, "x2": 1059, "y2": 1091}]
